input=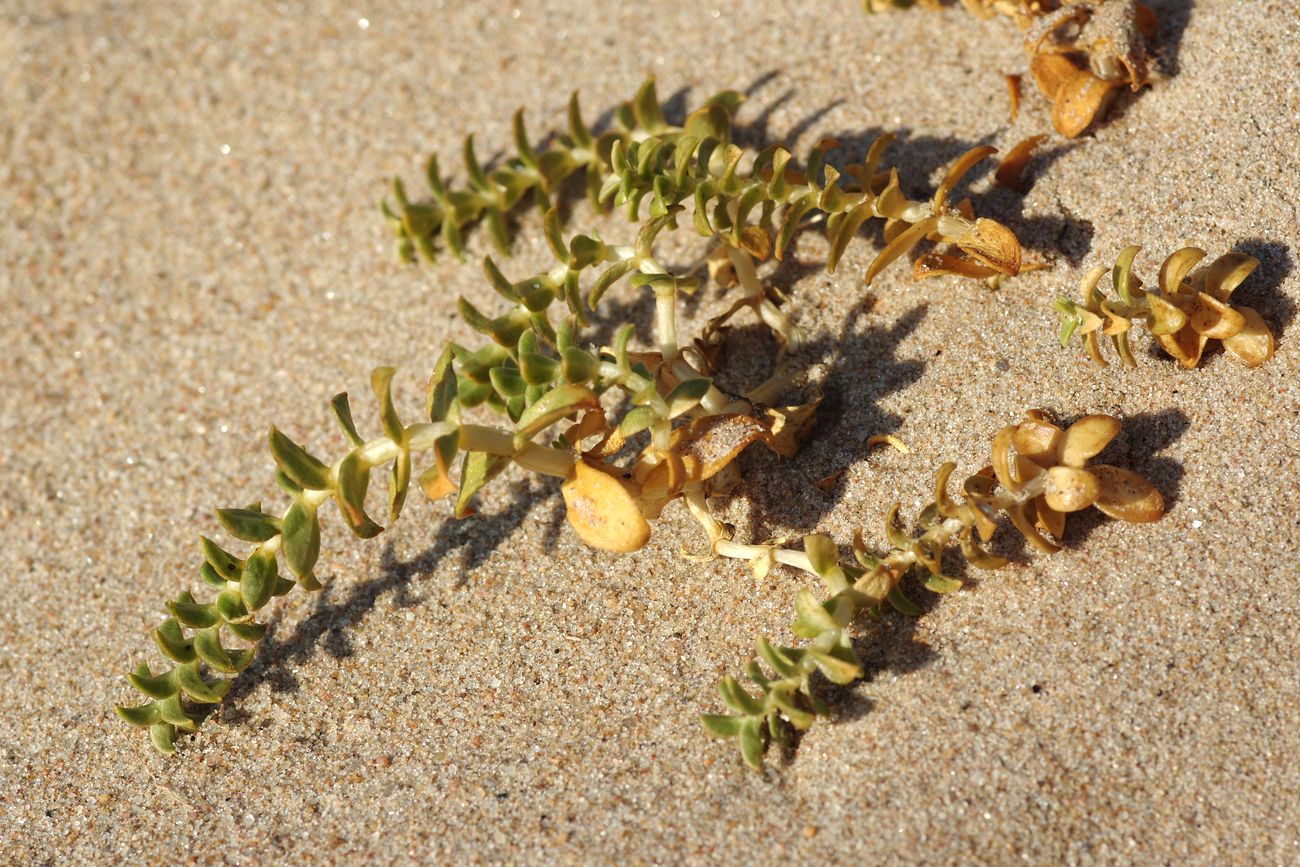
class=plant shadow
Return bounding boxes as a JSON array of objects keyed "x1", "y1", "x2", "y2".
[{"x1": 216, "y1": 477, "x2": 564, "y2": 722}]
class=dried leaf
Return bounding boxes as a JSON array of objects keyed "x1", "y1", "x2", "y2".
[
  {"x1": 1051, "y1": 69, "x2": 1118, "y2": 138},
  {"x1": 561, "y1": 460, "x2": 650, "y2": 553},
  {"x1": 955, "y1": 219, "x2": 1022, "y2": 275},
  {"x1": 1030, "y1": 53, "x2": 1079, "y2": 99},
  {"x1": 1201, "y1": 252, "x2": 1259, "y2": 302},
  {"x1": 1043, "y1": 466, "x2": 1101, "y2": 512},
  {"x1": 994, "y1": 134, "x2": 1047, "y2": 191},
  {"x1": 1057, "y1": 414, "x2": 1121, "y2": 467},
  {"x1": 1158, "y1": 247, "x2": 1206, "y2": 296},
  {"x1": 1221, "y1": 306, "x2": 1276, "y2": 368},
  {"x1": 1013, "y1": 416, "x2": 1063, "y2": 467},
  {"x1": 1189, "y1": 292, "x2": 1246, "y2": 339},
  {"x1": 1091, "y1": 464, "x2": 1164, "y2": 523}
]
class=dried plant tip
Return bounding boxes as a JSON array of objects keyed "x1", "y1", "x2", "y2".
[
  {"x1": 561, "y1": 460, "x2": 651, "y2": 552},
  {"x1": 995, "y1": 134, "x2": 1047, "y2": 191},
  {"x1": 1043, "y1": 466, "x2": 1101, "y2": 512},
  {"x1": 1052, "y1": 69, "x2": 1118, "y2": 138},
  {"x1": 955, "y1": 219, "x2": 1022, "y2": 276},
  {"x1": 1156, "y1": 326, "x2": 1208, "y2": 369},
  {"x1": 865, "y1": 434, "x2": 912, "y2": 455},
  {"x1": 814, "y1": 470, "x2": 845, "y2": 496},
  {"x1": 865, "y1": 216, "x2": 940, "y2": 285},
  {"x1": 1005, "y1": 73, "x2": 1023, "y2": 121},
  {"x1": 1090, "y1": 464, "x2": 1164, "y2": 523},
  {"x1": 934, "y1": 145, "x2": 999, "y2": 212}
]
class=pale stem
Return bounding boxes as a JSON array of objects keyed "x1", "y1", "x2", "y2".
[
  {"x1": 714, "y1": 538, "x2": 817, "y2": 576},
  {"x1": 458, "y1": 424, "x2": 576, "y2": 478},
  {"x1": 654, "y1": 285, "x2": 679, "y2": 361}
]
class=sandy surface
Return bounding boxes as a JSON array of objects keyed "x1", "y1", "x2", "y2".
[{"x1": 2, "y1": 0, "x2": 1299, "y2": 863}]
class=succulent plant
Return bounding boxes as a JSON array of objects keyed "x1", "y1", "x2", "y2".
[
  {"x1": 117, "y1": 72, "x2": 1206, "y2": 774},
  {"x1": 1056, "y1": 246, "x2": 1277, "y2": 369},
  {"x1": 702, "y1": 410, "x2": 1164, "y2": 768},
  {"x1": 119, "y1": 76, "x2": 1038, "y2": 752}
]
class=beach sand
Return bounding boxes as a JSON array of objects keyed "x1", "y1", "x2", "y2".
[{"x1": 2, "y1": 0, "x2": 1298, "y2": 862}]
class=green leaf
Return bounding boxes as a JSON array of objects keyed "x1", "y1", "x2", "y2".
[
  {"x1": 567, "y1": 90, "x2": 593, "y2": 149},
  {"x1": 268, "y1": 427, "x2": 333, "y2": 491},
  {"x1": 330, "y1": 392, "x2": 366, "y2": 447},
  {"x1": 719, "y1": 676, "x2": 765, "y2": 716},
  {"x1": 152, "y1": 618, "x2": 196, "y2": 664},
  {"x1": 427, "y1": 345, "x2": 461, "y2": 424},
  {"x1": 336, "y1": 451, "x2": 384, "y2": 539},
  {"x1": 167, "y1": 594, "x2": 219, "y2": 629},
  {"x1": 156, "y1": 694, "x2": 197, "y2": 730},
  {"x1": 370, "y1": 367, "x2": 405, "y2": 444},
  {"x1": 226, "y1": 620, "x2": 267, "y2": 642},
  {"x1": 887, "y1": 585, "x2": 922, "y2": 615},
  {"x1": 150, "y1": 723, "x2": 177, "y2": 754},
  {"x1": 200, "y1": 536, "x2": 243, "y2": 582},
  {"x1": 240, "y1": 549, "x2": 279, "y2": 612},
  {"x1": 215, "y1": 589, "x2": 246, "y2": 622},
  {"x1": 631, "y1": 77, "x2": 668, "y2": 133},
  {"x1": 274, "y1": 469, "x2": 303, "y2": 497},
  {"x1": 128, "y1": 664, "x2": 178, "y2": 700},
  {"x1": 770, "y1": 691, "x2": 815, "y2": 730},
  {"x1": 618, "y1": 405, "x2": 659, "y2": 436},
  {"x1": 561, "y1": 347, "x2": 600, "y2": 384},
  {"x1": 281, "y1": 500, "x2": 322, "y2": 588},
  {"x1": 514, "y1": 384, "x2": 599, "y2": 441},
  {"x1": 569, "y1": 233, "x2": 607, "y2": 269},
  {"x1": 193, "y1": 626, "x2": 236, "y2": 673},
  {"x1": 390, "y1": 447, "x2": 412, "y2": 523},
  {"x1": 216, "y1": 507, "x2": 280, "y2": 543},
  {"x1": 803, "y1": 534, "x2": 848, "y2": 591},
  {"x1": 511, "y1": 108, "x2": 537, "y2": 169},
  {"x1": 200, "y1": 562, "x2": 227, "y2": 589},
  {"x1": 755, "y1": 637, "x2": 798, "y2": 679},
  {"x1": 738, "y1": 717, "x2": 765, "y2": 770},
  {"x1": 588, "y1": 260, "x2": 634, "y2": 309},
  {"x1": 115, "y1": 702, "x2": 161, "y2": 728},
  {"x1": 482, "y1": 256, "x2": 521, "y2": 303},
  {"x1": 793, "y1": 589, "x2": 839, "y2": 638},
  {"x1": 454, "y1": 451, "x2": 509, "y2": 519},
  {"x1": 1112, "y1": 244, "x2": 1142, "y2": 304},
  {"x1": 808, "y1": 647, "x2": 862, "y2": 685},
  {"x1": 519, "y1": 352, "x2": 561, "y2": 386},
  {"x1": 543, "y1": 207, "x2": 567, "y2": 262},
  {"x1": 665, "y1": 378, "x2": 711, "y2": 418},
  {"x1": 924, "y1": 574, "x2": 963, "y2": 594},
  {"x1": 700, "y1": 713, "x2": 744, "y2": 738},
  {"x1": 827, "y1": 200, "x2": 873, "y2": 273},
  {"x1": 176, "y1": 662, "x2": 231, "y2": 704},
  {"x1": 489, "y1": 366, "x2": 527, "y2": 397}
]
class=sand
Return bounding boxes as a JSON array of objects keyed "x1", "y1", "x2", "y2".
[{"x1": 2, "y1": 0, "x2": 1298, "y2": 863}]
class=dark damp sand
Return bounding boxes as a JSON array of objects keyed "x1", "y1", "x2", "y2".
[{"x1": 2, "y1": 1, "x2": 1298, "y2": 862}]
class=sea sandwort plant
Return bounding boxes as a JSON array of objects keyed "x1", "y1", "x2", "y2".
[{"x1": 115, "y1": 79, "x2": 1184, "y2": 773}]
